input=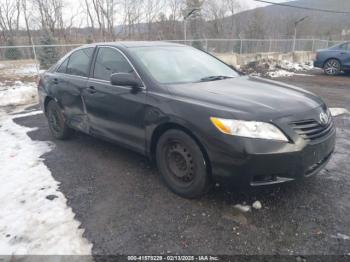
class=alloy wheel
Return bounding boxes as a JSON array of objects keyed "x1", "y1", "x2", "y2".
[{"x1": 324, "y1": 59, "x2": 341, "y2": 75}]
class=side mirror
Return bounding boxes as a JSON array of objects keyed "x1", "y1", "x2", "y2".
[{"x1": 110, "y1": 73, "x2": 142, "y2": 89}]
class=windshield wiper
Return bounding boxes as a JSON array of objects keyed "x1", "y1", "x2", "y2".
[{"x1": 199, "y1": 76, "x2": 234, "y2": 82}]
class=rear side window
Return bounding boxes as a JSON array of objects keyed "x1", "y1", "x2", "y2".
[
  {"x1": 66, "y1": 48, "x2": 94, "y2": 77},
  {"x1": 57, "y1": 57, "x2": 69, "y2": 73},
  {"x1": 93, "y1": 47, "x2": 133, "y2": 81}
]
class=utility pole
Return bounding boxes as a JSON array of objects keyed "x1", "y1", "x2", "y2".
[
  {"x1": 293, "y1": 16, "x2": 309, "y2": 52},
  {"x1": 183, "y1": 8, "x2": 201, "y2": 41}
]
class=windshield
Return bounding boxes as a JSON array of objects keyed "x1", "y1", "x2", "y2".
[{"x1": 130, "y1": 46, "x2": 239, "y2": 84}]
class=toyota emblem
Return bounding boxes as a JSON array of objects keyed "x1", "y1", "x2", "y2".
[{"x1": 319, "y1": 112, "x2": 329, "y2": 125}]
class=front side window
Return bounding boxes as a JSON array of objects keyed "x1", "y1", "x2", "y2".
[
  {"x1": 66, "y1": 48, "x2": 94, "y2": 77},
  {"x1": 93, "y1": 47, "x2": 133, "y2": 81},
  {"x1": 130, "y1": 46, "x2": 239, "y2": 84}
]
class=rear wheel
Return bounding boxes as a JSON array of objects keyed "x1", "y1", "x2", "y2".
[
  {"x1": 156, "y1": 129, "x2": 211, "y2": 198},
  {"x1": 46, "y1": 100, "x2": 73, "y2": 140},
  {"x1": 324, "y1": 59, "x2": 341, "y2": 76}
]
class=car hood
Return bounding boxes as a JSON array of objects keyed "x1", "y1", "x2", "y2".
[{"x1": 166, "y1": 76, "x2": 324, "y2": 120}]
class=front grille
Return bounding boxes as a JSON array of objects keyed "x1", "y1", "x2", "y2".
[{"x1": 289, "y1": 117, "x2": 334, "y2": 141}]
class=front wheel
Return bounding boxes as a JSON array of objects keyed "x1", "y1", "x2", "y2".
[
  {"x1": 324, "y1": 59, "x2": 341, "y2": 76},
  {"x1": 156, "y1": 129, "x2": 211, "y2": 198}
]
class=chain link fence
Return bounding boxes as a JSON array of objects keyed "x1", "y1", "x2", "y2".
[
  {"x1": 0, "y1": 39, "x2": 344, "y2": 71},
  {"x1": 168, "y1": 39, "x2": 343, "y2": 54}
]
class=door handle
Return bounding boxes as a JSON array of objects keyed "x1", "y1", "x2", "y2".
[
  {"x1": 53, "y1": 78, "x2": 59, "y2": 84},
  {"x1": 87, "y1": 86, "x2": 97, "y2": 94}
]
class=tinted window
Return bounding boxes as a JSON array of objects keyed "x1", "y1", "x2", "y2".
[
  {"x1": 339, "y1": 43, "x2": 350, "y2": 50},
  {"x1": 93, "y1": 47, "x2": 133, "y2": 81},
  {"x1": 66, "y1": 48, "x2": 94, "y2": 77},
  {"x1": 57, "y1": 57, "x2": 69, "y2": 73}
]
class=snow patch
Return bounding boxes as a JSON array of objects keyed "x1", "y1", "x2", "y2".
[
  {"x1": 242, "y1": 59, "x2": 314, "y2": 78},
  {"x1": 329, "y1": 108, "x2": 349, "y2": 117},
  {"x1": 267, "y1": 70, "x2": 295, "y2": 78},
  {"x1": 268, "y1": 70, "x2": 313, "y2": 78},
  {"x1": 331, "y1": 233, "x2": 350, "y2": 240},
  {"x1": 13, "y1": 64, "x2": 39, "y2": 76},
  {"x1": 278, "y1": 60, "x2": 313, "y2": 72},
  {"x1": 252, "y1": 201, "x2": 262, "y2": 210},
  {"x1": 0, "y1": 82, "x2": 38, "y2": 107},
  {"x1": 0, "y1": 108, "x2": 92, "y2": 255},
  {"x1": 233, "y1": 204, "x2": 251, "y2": 213}
]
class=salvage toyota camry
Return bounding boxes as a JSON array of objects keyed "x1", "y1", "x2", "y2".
[{"x1": 38, "y1": 42, "x2": 336, "y2": 198}]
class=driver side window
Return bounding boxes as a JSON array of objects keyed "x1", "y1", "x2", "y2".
[{"x1": 93, "y1": 47, "x2": 133, "y2": 81}]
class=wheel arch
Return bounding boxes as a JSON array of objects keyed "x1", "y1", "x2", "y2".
[
  {"x1": 149, "y1": 122, "x2": 212, "y2": 176},
  {"x1": 323, "y1": 57, "x2": 343, "y2": 68},
  {"x1": 43, "y1": 96, "x2": 61, "y2": 116}
]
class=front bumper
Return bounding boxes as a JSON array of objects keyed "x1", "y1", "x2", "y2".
[
  {"x1": 313, "y1": 60, "x2": 323, "y2": 69},
  {"x1": 207, "y1": 122, "x2": 336, "y2": 187}
]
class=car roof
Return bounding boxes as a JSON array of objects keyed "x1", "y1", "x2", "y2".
[
  {"x1": 83, "y1": 41, "x2": 186, "y2": 49},
  {"x1": 336, "y1": 41, "x2": 350, "y2": 46}
]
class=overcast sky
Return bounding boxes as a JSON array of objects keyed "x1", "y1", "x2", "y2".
[{"x1": 240, "y1": 0, "x2": 292, "y2": 10}]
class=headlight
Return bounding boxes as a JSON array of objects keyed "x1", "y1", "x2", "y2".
[{"x1": 210, "y1": 117, "x2": 288, "y2": 142}]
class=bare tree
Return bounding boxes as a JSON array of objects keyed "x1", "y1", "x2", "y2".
[
  {"x1": 184, "y1": 0, "x2": 204, "y2": 39},
  {"x1": 120, "y1": 0, "x2": 143, "y2": 39},
  {"x1": 225, "y1": 0, "x2": 240, "y2": 37},
  {"x1": 33, "y1": 0, "x2": 64, "y2": 36},
  {"x1": 141, "y1": 0, "x2": 165, "y2": 40},
  {"x1": 203, "y1": 0, "x2": 227, "y2": 38},
  {"x1": 244, "y1": 9, "x2": 266, "y2": 39},
  {"x1": 21, "y1": 0, "x2": 33, "y2": 44},
  {"x1": 168, "y1": 0, "x2": 184, "y2": 39},
  {"x1": 0, "y1": 0, "x2": 21, "y2": 41},
  {"x1": 88, "y1": 0, "x2": 120, "y2": 41}
]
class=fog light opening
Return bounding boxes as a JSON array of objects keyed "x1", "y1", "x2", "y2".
[{"x1": 253, "y1": 175, "x2": 277, "y2": 183}]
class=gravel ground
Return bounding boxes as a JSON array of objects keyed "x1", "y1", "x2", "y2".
[{"x1": 12, "y1": 71, "x2": 350, "y2": 256}]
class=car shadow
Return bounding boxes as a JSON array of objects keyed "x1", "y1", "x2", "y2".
[{"x1": 12, "y1": 108, "x2": 350, "y2": 255}]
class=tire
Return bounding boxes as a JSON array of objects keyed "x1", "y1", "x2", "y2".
[
  {"x1": 156, "y1": 129, "x2": 211, "y2": 198},
  {"x1": 46, "y1": 100, "x2": 73, "y2": 140},
  {"x1": 324, "y1": 59, "x2": 341, "y2": 76}
]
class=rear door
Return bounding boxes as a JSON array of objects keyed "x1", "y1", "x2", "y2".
[
  {"x1": 83, "y1": 46, "x2": 147, "y2": 154},
  {"x1": 53, "y1": 47, "x2": 94, "y2": 131}
]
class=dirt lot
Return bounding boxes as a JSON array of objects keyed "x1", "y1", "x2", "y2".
[
  {"x1": 0, "y1": 59, "x2": 38, "y2": 83},
  {"x1": 11, "y1": 71, "x2": 350, "y2": 256}
]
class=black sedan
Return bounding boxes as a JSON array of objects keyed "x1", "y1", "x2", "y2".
[{"x1": 38, "y1": 42, "x2": 336, "y2": 198}]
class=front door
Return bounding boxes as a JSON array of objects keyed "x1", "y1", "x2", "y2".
[{"x1": 83, "y1": 46, "x2": 147, "y2": 154}]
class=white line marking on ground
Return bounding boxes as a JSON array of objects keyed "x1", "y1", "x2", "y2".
[{"x1": 329, "y1": 108, "x2": 349, "y2": 117}]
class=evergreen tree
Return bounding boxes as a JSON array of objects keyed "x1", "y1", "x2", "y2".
[
  {"x1": 192, "y1": 40, "x2": 204, "y2": 50},
  {"x1": 86, "y1": 35, "x2": 93, "y2": 44},
  {"x1": 5, "y1": 39, "x2": 22, "y2": 60},
  {"x1": 38, "y1": 34, "x2": 60, "y2": 69}
]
